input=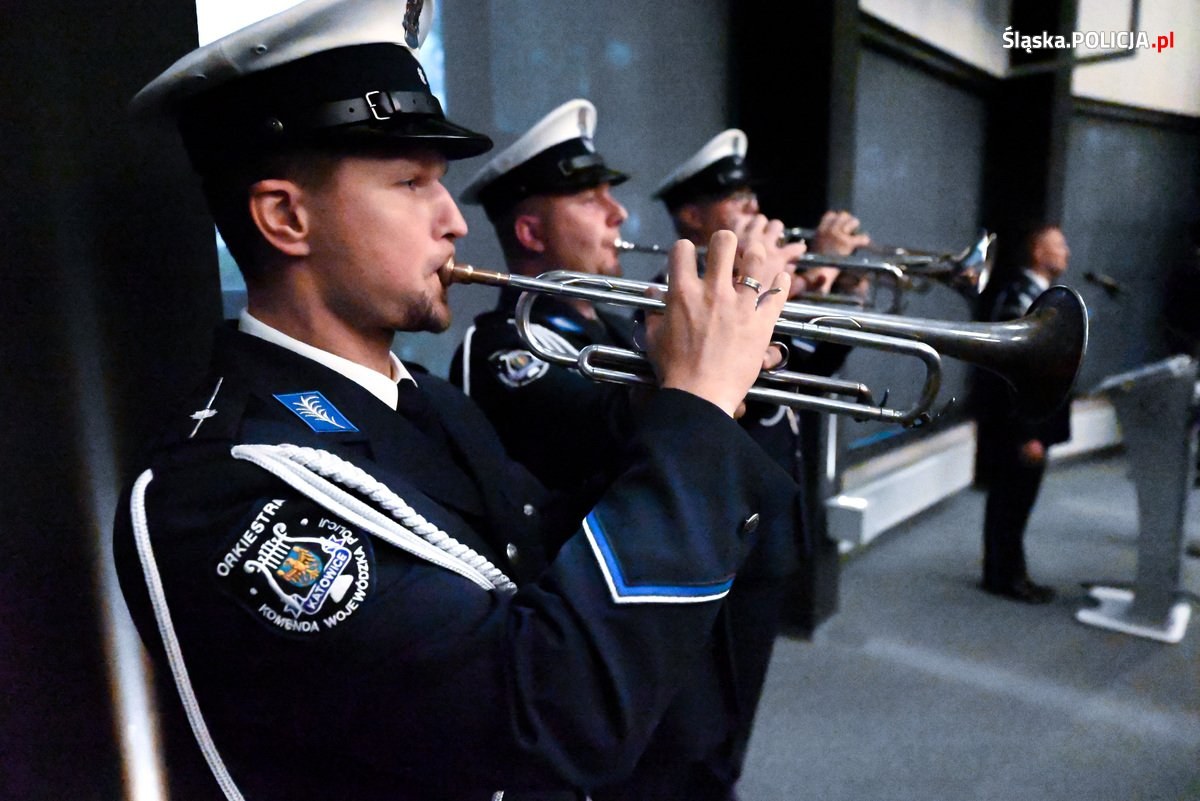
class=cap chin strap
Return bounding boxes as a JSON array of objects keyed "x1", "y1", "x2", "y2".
[
  {"x1": 302, "y1": 90, "x2": 444, "y2": 129},
  {"x1": 558, "y1": 152, "x2": 605, "y2": 176}
]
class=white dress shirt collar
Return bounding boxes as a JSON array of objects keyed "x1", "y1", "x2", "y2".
[
  {"x1": 238, "y1": 309, "x2": 412, "y2": 410},
  {"x1": 1023, "y1": 269, "x2": 1051, "y2": 293}
]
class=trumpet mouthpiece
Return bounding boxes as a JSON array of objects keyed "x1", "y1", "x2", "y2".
[
  {"x1": 438, "y1": 260, "x2": 513, "y2": 288},
  {"x1": 613, "y1": 238, "x2": 666, "y2": 254},
  {"x1": 438, "y1": 257, "x2": 460, "y2": 286}
]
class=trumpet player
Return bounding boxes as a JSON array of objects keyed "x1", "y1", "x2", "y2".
[
  {"x1": 652, "y1": 127, "x2": 877, "y2": 776},
  {"x1": 654, "y1": 129, "x2": 872, "y2": 299},
  {"x1": 451, "y1": 99, "x2": 638, "y2": 491},
  {"x1": 654, "y1": 129, "x2": 873, "y2": 501},
  {"x1": 452, "y1": 100, "x2": 800, "y2": 800},
  {"x1": 111, "y1": 5, "x2": 798, "y2": 798},
  {"x1": 653, "y1": 131, "x2": 874, "y2": 415}
]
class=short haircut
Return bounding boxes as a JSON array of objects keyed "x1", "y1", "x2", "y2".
[
  {"x1": 492, "y1": 194, "x2": 550, "y2": 265},
  {"x1": 1026, "y1": 223, "x2": 1061, "y2": 260},
  {"x1": 200, "y1": 148, "x2": 339, "y2": 283}
]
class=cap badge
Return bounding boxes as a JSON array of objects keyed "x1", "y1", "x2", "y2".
[
  {"x1": 417, "y1": 65, "x2": 428, "y2": 86},
  {"x1": 403, "y1": 0, "x2": 425, "y2": 49},
  {"x1": 577, "y1": 108, "x2": 595, "y2": 152}
]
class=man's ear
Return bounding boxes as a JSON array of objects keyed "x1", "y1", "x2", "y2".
[
  {"x1": 676, "y1": 204, "x2": 703, "y2": 236},
  {"x1": 248, "y1": 179, "x2": 311, "y2": 258},
  {"x1": 513, "y1": 213, "x2": 546, "y2": 254}
]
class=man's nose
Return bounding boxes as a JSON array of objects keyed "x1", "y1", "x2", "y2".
[
  {"x1": 606, "y1": 193, "x2": 628, "y2": 226},
  {"x1": 437, "y1": 183, "x2": 469, "y2": 238}
]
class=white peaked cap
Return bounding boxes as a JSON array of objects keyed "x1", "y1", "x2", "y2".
[
  {"x1": 132, "y1": 0, "x2": 436, "y2": 117},
  {"x1": 653, "y1": 128, "x2": 750, "y2": 202},
  {"x1": 128, "y1": 0, "x2": 492, "y2": 171},
  {"x1": 460, "y1": 99, "x2": 627, "y2": 214}
]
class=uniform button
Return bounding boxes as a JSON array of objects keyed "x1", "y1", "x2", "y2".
[
  {"x1": 506, "y1": 543, "x2": 520, "y2": 563},
  {"x1": 522, "y1": 504, "x2": 536, "y2": 517},
  {"x1": 741, "y1": 513, "x2": 760, "y2": 534}
]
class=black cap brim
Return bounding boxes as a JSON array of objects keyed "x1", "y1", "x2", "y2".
[{"x1": 323, "y1": 115, "x2": 494, "y2": 160}]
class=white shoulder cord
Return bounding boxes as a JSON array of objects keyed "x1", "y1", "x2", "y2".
[
  {"x1": 127, "y1": 445, "x2": 520, "y2": 800},
  {"x1": 757, "y1": 406, "x2": 801, "y2": 436},
  {"x1": 232, "y1": 443, "x2": 517, "y2": 594},
  {"x1": 129, "y1": 469, "x2": 245, "y2": 801}
]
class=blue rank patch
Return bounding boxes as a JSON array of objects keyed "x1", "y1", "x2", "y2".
[
  {"x1": 583, "y1": 510, "x2": 734, "y2": 604},
  {"x1": 274, "y1": 392, "x2": 359, "y2": 433},
  {"x1": 546, "y1": 315, "x2": 584, "y2": 334}
]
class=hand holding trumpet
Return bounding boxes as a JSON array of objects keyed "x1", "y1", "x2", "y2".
[
  {"x1": 812, "y1": 210, "x2": 872, "y2": 257},
  {"x1": 733, "y1": 214, "x2": 809, "y2": 271},
  {"x1": 644, "y1": 230, "x2": 790, "y2": 417},
  {"x1": 794, "y1": 211, "x2": 872, "y2": 298}
]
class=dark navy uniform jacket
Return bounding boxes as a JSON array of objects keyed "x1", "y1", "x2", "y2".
[
  {"x1": 450, "y1": 290, "x2": 804, "y2": 797},
  {"x1": 739, "y1": 337, "x2": 851, "y2": 483},
  {"x1": 113, "y1": 326, "x2": 797, "y2": 801},
  {"x1": 450, "y1": 287, "x2": 637, "y2": 493}
]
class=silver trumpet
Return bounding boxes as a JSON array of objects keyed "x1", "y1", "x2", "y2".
[
  {"x1": 441, "y1": 261, "x2": 1088, "y2": 427},
  {"x1": 615, "y1": 230, "x2": 997, "y2": 312},
  {"x1": 615, "y1": 237, "x2": 904, "y2": 310}
]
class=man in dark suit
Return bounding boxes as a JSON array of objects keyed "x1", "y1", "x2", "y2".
[
  {"x1": 975, "y1": 225, "x2": 1072, "y2": 603},
  {"x1": 111, "y1": 2, "x2": 795, "y2": 799}
]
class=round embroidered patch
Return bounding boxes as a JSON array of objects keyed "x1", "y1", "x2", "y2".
[
  {"x1": 215, "y1": 498, "x2": 374, "y2": 636},
  {"x1": 490, "y1": 348, "x2": 549, "y2": 388}
]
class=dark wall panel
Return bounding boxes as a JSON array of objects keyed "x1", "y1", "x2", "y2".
[
  {"x1": 840, "y1": 45, "x2": 989, "y2": 460},
  {"x1": 1062, "y1": 110, "x2": 1200, "y2": 391},
  {"x1": 405, "y1": 0, "x2": 732, "y2": 376}
]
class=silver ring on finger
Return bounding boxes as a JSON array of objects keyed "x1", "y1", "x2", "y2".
[{"x1": 734, "y1": 274, "x2": 763, "y2": 293}]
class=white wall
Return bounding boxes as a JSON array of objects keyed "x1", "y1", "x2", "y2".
[
  {"x1": 859, "y1": 0, "x2": 1012, "y2": 76},
  {"x1": 862, "y1": 0, "x2": 1200, "y2": 118},
  {"x1": 1072, "y1": 0, "x2": 1200, "y2": 117}
]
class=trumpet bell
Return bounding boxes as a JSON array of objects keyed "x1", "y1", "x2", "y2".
[{"x1": 994, "y1": 285, "x2": 1088, "y2": 421}]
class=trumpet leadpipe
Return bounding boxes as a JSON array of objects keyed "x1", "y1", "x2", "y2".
[{"x1": 441, "y1": 262, "x2": 663, "y2": 315}]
